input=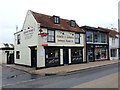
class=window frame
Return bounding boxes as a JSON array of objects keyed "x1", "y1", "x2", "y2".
[
  {"x1": 47, "y1": 29, "x2": 55, "y2": 43},
  {"x1": 71, "y1": 48, "x2": 83, "y2": 64},
  {"x1": 16, "y1": 51, "x2": 20, "y2": 59},
  {"x1": 94, "y1": 32, "x2": 101, "y2": 43},
  {"x1": 111, "y1": 49, "x2": 117, "y2": 57},
  {"x1": 86, "y1": 31, "x2": 93, "y2": 42},
  {"x1": 53, "y1": 16, "x2": 60, "y2": 24},
  {"x1": 17, "y1": 34, "x2": 20, "y2": 44},
  {"x1": 70, "y1": 20, "x2": 76, "y2": 27},
  {"x1": 75, "y1": 33, "x2": 80, "y2": 44}
]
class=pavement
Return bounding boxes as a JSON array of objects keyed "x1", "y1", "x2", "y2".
[
  {"x1": 2, "y1": 60, "x2": 119, "y2": 75},
  {"x1": 1, "y1": 64, "x2": 35, "y2": 73}
]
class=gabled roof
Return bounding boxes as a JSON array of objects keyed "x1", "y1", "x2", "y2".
[
  {"x1": 0, "y1": 43, "x2": 14, "y2": 49},
  {"x1": 30, "y1": 10, "x2": 85, "y2": 33},
  {"x1": 109, "y1": 30, "x2": 119, "y2": 38}
]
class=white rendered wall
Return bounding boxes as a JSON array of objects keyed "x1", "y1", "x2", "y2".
[
  {"x1": 0, "y1": 50, "x2": 2, "y2": 64},
  {"x1": 14, "y1": 10, "x2": 39, "y2": 66},
  {"x1": 60, "y1": 49, "x2": 63, "y2": 65},
  {"x1": 109, "y1": 37, "x2": 119, "y2": 60},
  {"x1": 0, "y1": 50, "x2": 14, "y2": 64}
]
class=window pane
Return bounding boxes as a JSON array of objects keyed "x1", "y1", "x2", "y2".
[
  {"x1": 94, "y1": 32, "x2": 100, "y2": 43},
  {"x1": 86, "y1": 32, "x2": 93, "y2": 42},
  {"x1": 17, "y1": 34, "x2": 20, "y2": 44},
  {"x1": 75, "y1": 33, "x2": 80, "y2": 43},
  {"x1": 47, "y1": 30, "x2": 55, "y2": 42},
  {"x1": 71, "y1": 48, "x2": 83, "y2": 64},
  {"x1": 45, "y1": 48, "x2": 60, "y2": 67},
  {"x1": 111, "y1": 49, "x2": 117, "y2": 57},
  {"x1": 101, "y1": 33, "x2": 106, "y2": 43},
  {"x1": 95, "y1": 48, "x2": 107, "y2": 60}
]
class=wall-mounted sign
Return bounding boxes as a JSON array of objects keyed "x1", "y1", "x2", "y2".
[
  {"x1": 24, "y1": 27, "x2": 35, "y2": 39},
  {"x1": 56, "y1": 31, "x2": 74, "y2": 43}
]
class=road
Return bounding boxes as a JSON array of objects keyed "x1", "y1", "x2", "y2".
[{"x1": 2, "y1": 63, "x2": 119, "y2": 88}]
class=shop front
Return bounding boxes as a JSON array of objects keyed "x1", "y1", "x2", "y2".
[
  {"x1": 45, "y1": 47, "x2": 60, "y2": 67},
  {"x1": 87, "y1": 44, "x2": 109, "y2": 62},
  {"x1": 95, "y1": 45, "x2": 108, "y2": 61},
  {"x1": 71, "y1": 47, "x2": 83, "y2": 64},
  {"x1": 44, "y1": 47, "x2": 84, "y2": 67}
]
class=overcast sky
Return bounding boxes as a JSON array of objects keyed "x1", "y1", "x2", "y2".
[{"x1": 0, "y1": 0, "x2": 119, "y2": 43}]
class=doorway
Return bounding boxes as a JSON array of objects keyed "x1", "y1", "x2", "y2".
[
  {"x1": 30, "y1": 47, "x2": 37, "y2": 68},
  {"x1": 87, "y1": 48, "x2": 94, "y2": 62},
  {"x1": 63, "y1": 49, "x2": 69, "y2": 64},
  {"x1": 5, "y1": 51, "x2": 14, "y2": 64}
]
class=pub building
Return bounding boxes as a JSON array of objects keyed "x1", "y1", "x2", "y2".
[
  {"x1": 80, "y1": 26, "x2": 109, "y2": 62},
  {"x1": 14, "y1": 10, "x2": 86, "y2": 69}
]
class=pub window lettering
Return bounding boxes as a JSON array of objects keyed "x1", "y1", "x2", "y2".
[
  {"x1": 47, "y1": 30, "x2": 55, "y2": 42},
  {"x1": 75, "y1": 33, "x2": 80, "y2": 44},
  {"x1": 17, "y1": 34, "x2": 20, "y2": 44},
  {"x1": 16, "y1": 51, "x2": 20, "y2": 59}
]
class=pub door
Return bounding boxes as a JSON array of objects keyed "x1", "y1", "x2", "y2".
[
  {"x1": 87, "y1": 48, "x2": 94, "y2": 62},
  {"x1": 63, "y1": 49, "x2": 69, "y2": 64},
  {"x1": 30, "y1": 47, "x2": 37, "y2": 68}
]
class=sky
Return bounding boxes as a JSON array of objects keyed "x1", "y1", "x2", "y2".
[{"x1": 0, "y1": 0, "x2": 119, "y2": 43}]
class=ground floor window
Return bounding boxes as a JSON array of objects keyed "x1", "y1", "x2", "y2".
[
  {"x1": 71, "y1": 48, "x2": 83, "y2": 64},
  {"x1": 16, "y1": 51, "x2": 20, "y2": 59},
  {"x1": 95, "y1": 48, "x2": 107, "y2": 60},
  {"x1": 45, "y1": 48, "x2": 60, "y2": 67},
  {"x1": 111, "y1": 49, "x2": 117, "y2": 57}
]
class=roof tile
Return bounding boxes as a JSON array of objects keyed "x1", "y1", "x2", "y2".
[{"x1": 31, "y1": 10, "x2": 84, "y2": 33}]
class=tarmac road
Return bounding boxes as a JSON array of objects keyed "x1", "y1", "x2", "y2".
[
  {"x1": 2, "y1": 66, "x2": 47, "y2": 86},
  {"x1": 2, "y1": 63, "x2": 119, "y2": 88}
]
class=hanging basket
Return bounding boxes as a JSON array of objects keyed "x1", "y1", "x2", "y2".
[{"x1": 40, "y1": 33, "x2": 48, "y2": 37}]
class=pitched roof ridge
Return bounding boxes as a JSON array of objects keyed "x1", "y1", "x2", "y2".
[
  {"x1": 29, "y1": 10, "x2": 84, "y2": 33},
  {"x1": 31, "y1": 10, "x2": 74, "y2": 22}
]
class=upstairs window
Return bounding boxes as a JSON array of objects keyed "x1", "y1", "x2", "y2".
[
  {"x1": 101, "y1": 33, "x2": 107, "y2": 43},
  {"x1": 17, "y1": 34, "x2": 20, "y2": 44},
  {"x1": 86, "y1": 32, "x2": 93, "y2": 42},
  {"x1": 70, "y1": 20, "x2": 76, "y2": 27},
  {"x1": 112, "y1": 38, "x2": 115, "y2": 44},
  {"x1": 47, "y1": 30, "x2": 55, "y2": 42},
  {"x1": 53, "y1": 16, "x2": 60, "y2": 24},
  {"x1": 94, "y1": 32, "x2": 101, "y2": 43},
  {"x1": 75, "y1": 33, "x2": 80, "y2": 44}
]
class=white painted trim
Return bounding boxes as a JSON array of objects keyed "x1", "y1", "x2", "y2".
[
  {"x1": 69, "y1": 49, "x2": 71, "y2": 64},
  {"x1": 60, "y1": 49, "x2": 63, "y2": 65}
]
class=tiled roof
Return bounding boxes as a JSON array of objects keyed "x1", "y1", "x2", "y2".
[
  {"x1": 31, "y1": 10, "x2": 85, "y2": 33},
  {"x1": 98, "y1": 27, "x2": 119, "y2": 38},
  {"x1": 0, "y1": 43, "x2": 14, "y2": 49},
  {"x1": 80, "y1": 26, "x2": 109, "y2": 33},
  {"x1": 109, "y1": 30, "x2": 119, "y2": 38}
]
